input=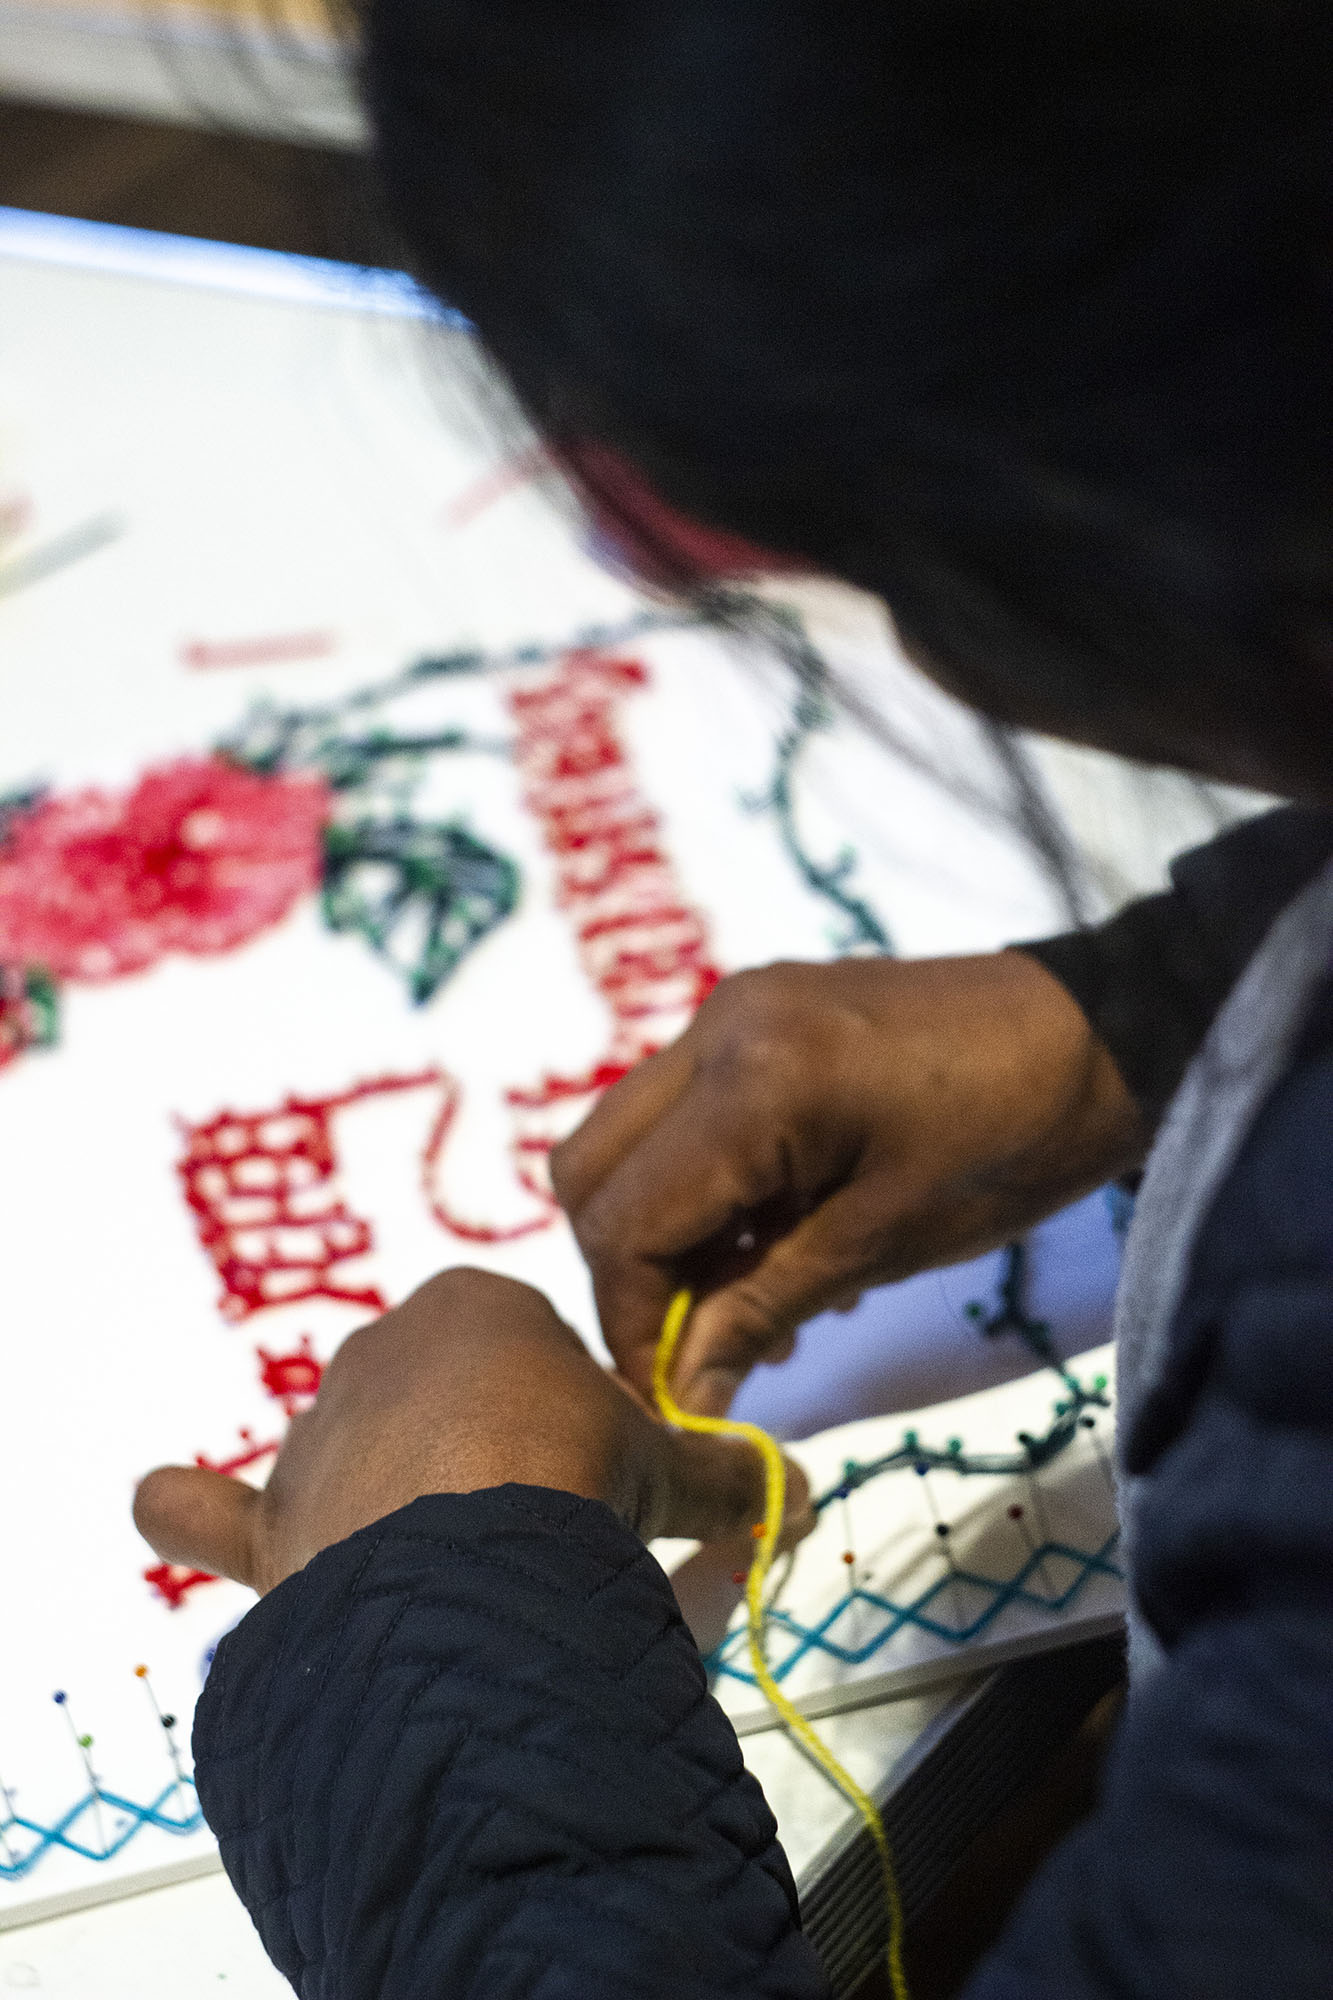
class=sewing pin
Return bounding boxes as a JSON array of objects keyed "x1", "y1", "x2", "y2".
[
  {"x1": 932, "y1": 1522, "x2": 965, "y2": 1629},
  {"x1": 135, "y1": 1666, "x2": 188, "y2": 1817},
  {"x1": 0, "y1": 1773, "x2": 18, "y2": 1870},
  {"x1": 53, "y1": 1691, "x2": 107, "y2": 1856},
  {"x1": 1025, "y1": 1469, "x2": 1057, "y2": 1553},
  {"x1": 1017, "y1": 1434, "x2": 1058, "y2": 1558},
  {"x1": 914, "y1": 1459, "x2": 947, "y2": 1533},
  {"x1": 838, "y1": 1462, "x2": 860, "y2": 1586},
  {"x1": 1006, "y1": 1502, "x2": 1055, "y2": 1603},
  {"x1": 1080, "y1": 1411, "x2": 1118, "y2": 1501},
  {"x1": 916, "y1": 1463, "x2": 964, "y2": 1624}
]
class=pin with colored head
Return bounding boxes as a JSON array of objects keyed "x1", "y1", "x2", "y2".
[
  {"x1": 135, "y1": 1665, "x2": 189, "y2": 1814},
  {"x1": 53, "y1": 1689, "x2": 108, "y2": 1855},
  {"x1": 1080, "y1": 1411, "x2": 1118, "y2": 1497},
  {"x1": 838, "y1": 1481, "x2": 859, "y2": 1585}
]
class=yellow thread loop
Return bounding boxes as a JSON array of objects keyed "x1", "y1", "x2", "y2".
[{"x1": 653, "y1": 1289, "x2": 909, "y2": 2000}]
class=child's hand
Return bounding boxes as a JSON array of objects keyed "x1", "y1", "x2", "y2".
[
  {"x1": 552, "y1": 951, "x2": 1145, "y2": 1416},
  {"x1": 133, "y1": 1268, "x2": 812, "y2": 1597}
]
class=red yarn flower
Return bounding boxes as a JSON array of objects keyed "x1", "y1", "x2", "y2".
[{"x1": 0, "y1": 757, "x2": 330, "y2": 980}]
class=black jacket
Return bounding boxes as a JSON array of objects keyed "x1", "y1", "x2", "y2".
[{"x1": 195, "y1": 806, "x2": 1333, "y2": 1997}]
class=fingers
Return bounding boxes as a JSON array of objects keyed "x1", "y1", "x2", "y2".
[
  {"x1": 777, "y1": 1457, "x2": 817, "y2": 1551},
  {"x1": 555, "y1": 968, "x2": 884, "y2": 1406},
  {"x1": 661, "y1": 1172, "x2": 907, "y2": 1414},
  {"x1": 133, "y1": 1465, "x2": 263, "y2": 1591},
  {"x1": 666, "y1": 1458, "x2": 816, "y2": 1653},
  {"x1": 549, "y1": 1041, "x2": 690, "y2": 1214},
  {"x1": 558, "y1": 1074, "x2": 811, "y2": 1398},
  {"x1": 551, "y1": 1046, "x2": 708, "y2": 1393},
  {"x1": 645, "y1": 1422, "x2": 816, "y2": 1547}
]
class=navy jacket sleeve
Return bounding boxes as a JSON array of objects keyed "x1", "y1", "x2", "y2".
[
  {"x1": 193, "y1": 1483, "x2": 829, "y2": 2000},
  {"x1": 1017, "y1": 805, "x2": 1333, "y2": 1126},
  {"x1": 963, "y1": 985, "x2": 1333, "y2": 1999}
]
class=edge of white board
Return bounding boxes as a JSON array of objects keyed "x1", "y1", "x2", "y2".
[
  {"x1": 0, "y1": 204, "x2": 468, "y2": 321},
  {"x1": 0, "y1": 1847, "x2": 223, "y2": 1934},
  {"x1": 726, "y1": 1606, "x2": 1126, "y2": 1738}
]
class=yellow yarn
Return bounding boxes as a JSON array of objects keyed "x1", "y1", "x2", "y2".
[{"x1": 653, "y1": 1289, "x2": 909, "y2": 2000}]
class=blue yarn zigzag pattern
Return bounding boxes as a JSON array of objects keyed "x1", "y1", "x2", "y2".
[
  {"x1": 704, "y1": 1531, "x2": 1122, "y2": 1690},
  {"x1": 0, "y1": 1781, "x2": 203, "y2": 1881},
  {"x1": 704, "y1": 1240, "x2": 1121, "y2": 1691}
]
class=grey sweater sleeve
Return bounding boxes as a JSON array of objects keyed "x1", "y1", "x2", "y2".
[
  {"x1": 1016, "y1": 805, "x2": 1333, "y2": 1126},
  {"x1": 963, "y1": 979, "x2": 1333, "y2": 1999}
]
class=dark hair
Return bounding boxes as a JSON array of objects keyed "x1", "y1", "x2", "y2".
[{"x1": 361, "y1": 1, "x2": 1333, "y2": 800}]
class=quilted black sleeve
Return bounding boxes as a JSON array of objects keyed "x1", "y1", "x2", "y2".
[
  {"x1": 1017, "y1": 804, "x2": 1333, "y2": 1126},
  {"x1": 192, "y1": 1483, "x2": 829, "y2": 2000}
]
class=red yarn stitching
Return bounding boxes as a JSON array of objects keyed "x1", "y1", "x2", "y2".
[
  {"x1": 442, "y1": 445, "x2": 550, "y2": 531},
  {"x1": 141, "y1": 1338, "x2": 327, "y2": 1607},
  {"x1": 0, "y1": 491, "x2": 32, "y2": 544},
  {"x1": 180, "y1": 631, "x2": 336, "y2": 670},
  {"x1": 422, "y1": 653, "x2": 721, "y2": 1241},
  {"x1": 177, "y1": 1071, "x2": 439, "y2": 1323},
  {"x1": 256, "y1": 1334, "x2": 324, "y2": 1417},
  {"x1": 143, "y1": 1562, "x2": 217, "y2": 1610},
  {"x1": 510, "y1": 653, "x2": 720, "y2": 1053},
  {"x1": 194, "y1": 1426, "x2": 282, "y2": 1477},
  {"x1": 0, "y1": 757, "x2": 329, "y2": 981},
  {"x1": 149, "y1": 650, "x2": 723, "y2": 1573}
]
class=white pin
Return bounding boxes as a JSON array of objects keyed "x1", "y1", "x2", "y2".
[
  {"x1": 1080, "y1": 1411, "x2": 1118, "y2": 1503},
  {"x1": 0, "y1": 1773, "x2": 19, "y2": 1871}
]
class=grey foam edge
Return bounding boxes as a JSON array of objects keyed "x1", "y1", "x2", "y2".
[{"x1": 795, "y1": 1630, "x2": 1127, "y2": 1998}]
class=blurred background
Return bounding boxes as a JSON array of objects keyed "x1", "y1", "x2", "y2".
[{"x1": 0, "y1": 0, "x2": 380, "y2": 257}]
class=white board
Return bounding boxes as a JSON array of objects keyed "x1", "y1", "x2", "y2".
[{"x1": 0, "y1": 214, "x2": 1229, "y2": 1932}]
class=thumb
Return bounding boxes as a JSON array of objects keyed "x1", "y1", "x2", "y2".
[
  {"x1": 133, "y1": 1465, "x2": 263, "y2": 1590},
  {"x1": 648, "y1": 1423, "x2": 815, "y2": 1548}
]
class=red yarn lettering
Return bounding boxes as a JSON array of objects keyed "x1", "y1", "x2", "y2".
[
  {"x1": 510, "y1": 654, "x2": 720, "y2": 1057},
  {"x1": 153, "y1": 652, "x2": 723, "y2": 1565},
  {"x1": 423, "y1": 653, "x2": 721, "y2": 1240},
  {"x1": 177, "y1": 1071, "x2": 437, "y2": 1322}
]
